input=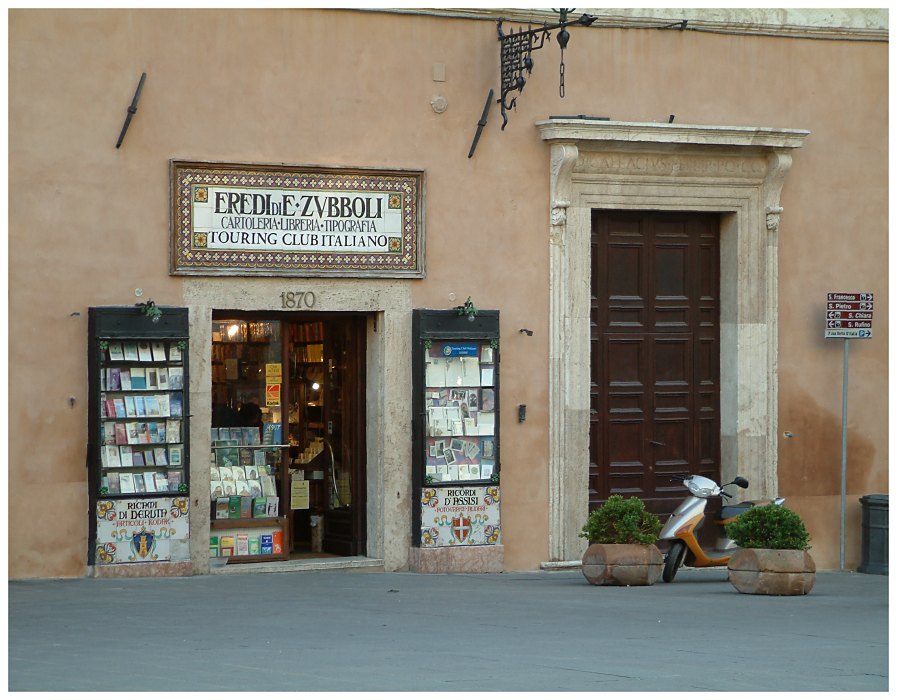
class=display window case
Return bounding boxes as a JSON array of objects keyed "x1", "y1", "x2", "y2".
[
  {"x1": 412, "y1": 309, "x2": 501, "y2": 548},
  {"x1": 88, "y1": 306, "x2": 191, "y2": 566}
]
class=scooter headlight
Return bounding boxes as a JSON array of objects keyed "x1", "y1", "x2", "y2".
[{"x1": 686, "y1": 480, "x2": 716, "y2": 498}]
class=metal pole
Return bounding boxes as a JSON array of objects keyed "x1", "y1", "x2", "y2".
[{"x1": 839, "y1": 338, "x2": 849, "y2": 571}]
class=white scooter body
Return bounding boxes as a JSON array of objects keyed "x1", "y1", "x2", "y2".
[{"x1": 658, "y1": 473, "x2": 783, "y2": 582}]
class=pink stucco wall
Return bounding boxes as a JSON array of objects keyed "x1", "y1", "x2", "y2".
[{"x1": 9, "y1": 9, "x2": 887, "y2": 577}]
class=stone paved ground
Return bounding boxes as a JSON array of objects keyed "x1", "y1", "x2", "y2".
[{"x1": 7, "y1": 568, "x2": 888, "y2": 692}]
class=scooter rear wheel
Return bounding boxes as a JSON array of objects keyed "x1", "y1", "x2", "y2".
[{"x1": 662, "y1": 541, "x2": 686, "y2": 583}]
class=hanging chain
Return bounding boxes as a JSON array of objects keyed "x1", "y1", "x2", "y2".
[{"x1": 559, "y1": 51, "x2": 566, "y2": 97}]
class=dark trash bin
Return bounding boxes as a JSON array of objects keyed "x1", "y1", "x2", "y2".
[{"x1": 858, "y1": 494, "x2": 888, "y2": 575}]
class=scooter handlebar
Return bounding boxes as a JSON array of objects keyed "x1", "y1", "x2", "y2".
[{"x1": 720, "y1": 489, "x2": 733, "y2": 498}]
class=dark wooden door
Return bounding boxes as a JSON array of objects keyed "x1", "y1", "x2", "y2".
[
  {"x1": 590, "y1": 211, "x2": 720, "y2": 516},
  {"x1": 322, "y1": 316, "x2": 367, "y2": 556}
]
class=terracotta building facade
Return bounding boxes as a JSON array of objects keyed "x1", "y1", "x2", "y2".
[{"x1": 9, "y1": 8, "x2": 888, "y2": 578}]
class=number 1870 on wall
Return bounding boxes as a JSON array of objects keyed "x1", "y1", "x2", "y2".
[{"x1": 280, "y1": 291, "x2": 316, "y2": 309}]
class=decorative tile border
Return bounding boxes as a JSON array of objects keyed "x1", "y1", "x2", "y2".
[{"x1": 170, "y1": 161, "x2": 425, "y2": 277}]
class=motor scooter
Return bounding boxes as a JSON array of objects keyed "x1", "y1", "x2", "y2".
[{"x1": 658, "y1": 473, "x2": 785, "y2": 582}]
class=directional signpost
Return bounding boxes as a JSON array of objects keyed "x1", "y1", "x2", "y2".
[{"x1": 825, "y1": 293, "x2": 874, "y2": 571}]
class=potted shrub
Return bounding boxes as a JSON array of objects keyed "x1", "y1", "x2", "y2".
[
  {"x1": 725, "y1": 503, "x2": 815, "y2": 595},
  {"x1": 579, "y1": 494, "x2": 663, "y2": 586}
]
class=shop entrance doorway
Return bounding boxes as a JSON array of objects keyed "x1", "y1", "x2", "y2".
[
  {"x1": 590, "y1": 211, "x2": 721, "y2": 518},
  {"x1": 211, "y1": 311, "x2": 367, "y2": 559}
]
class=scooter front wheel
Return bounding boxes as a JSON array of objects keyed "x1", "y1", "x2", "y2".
[{"x1": 662, "y1": 541, "x2": 687, "y2": 583}]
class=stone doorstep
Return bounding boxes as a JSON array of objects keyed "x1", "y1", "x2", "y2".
[
  {"x1": 210, "y1": 556, "x2": 385, "y2": 575},
  {"x1": 89, "y1": 557, "x2": 385, "y2": 577}
]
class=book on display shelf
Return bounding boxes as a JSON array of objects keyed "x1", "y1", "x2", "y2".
[
  {"x1": 261, "y1": 475, "x2": 278, "y2": 497},
  {"x1": 236, "y1": 533, "x2": 249, "y2": 556},
  {"x1": 103, "y1": 445, "x2": 122, "y2": 468},
  {"x1": 119, "y1": 472, "x2": 135, "y2": 494},
  {"x1": 219, "y1": 535, "x2": 235, "y2": 557},
  {"x1": 151, "y1": 342, "x2": 166, "y2": 362},
  {"x1": 262, "y1": 422, "x2": 282, "y2": 445},
  {"x1": 167, "y1": 470, "x2": 182, "y2": 492},
  {"x1": 130, "y1": 367, "x2": 147, "y2": 390},
  {"x1": 168, "y1": 366, "x2": 184, "y2": 390},
  {"x1": 144, "y1": 396, "x2": 160, "y2": 417}
]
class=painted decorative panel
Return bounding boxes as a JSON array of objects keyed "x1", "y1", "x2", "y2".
[
  {"x1": 420, "y1": 486, "x2": 501, "y2": 547},
  {"x1": 95, "y1": 497, "x2": 190, "y2": 564}
]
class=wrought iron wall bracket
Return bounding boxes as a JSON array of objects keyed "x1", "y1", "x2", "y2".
[
  {"x1": 116, "y1": 72, "x2": 147, "y2": 149},
  {"x1": 497, "y1": 10, "x2": 596, "y2": 130}
]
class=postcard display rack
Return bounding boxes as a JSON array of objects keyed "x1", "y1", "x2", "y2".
[
  {"x1": 411, "y1": 309, "x2": 502, "y2": 570},
  {"x1": 88, "y1": 307, "x2": 191, "y2": 567}
]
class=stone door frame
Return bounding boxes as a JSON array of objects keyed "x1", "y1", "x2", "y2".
[{"x1": 537, "y1": 119, "x2": 809, "y2": 562}]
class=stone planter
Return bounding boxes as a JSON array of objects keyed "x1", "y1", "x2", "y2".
[
  {"x1": 581, "y1": 543, "x2": 663, "y2": 586},
  {"x1": 728, "y1": 548, "x2": 816, "y2": 595}
]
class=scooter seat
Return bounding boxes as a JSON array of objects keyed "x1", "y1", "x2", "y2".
[{"x1": 719, "y1": 502, "x2": 756, "y2": 520}]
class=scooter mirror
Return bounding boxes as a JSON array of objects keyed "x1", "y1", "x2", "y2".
[{"x1": 733, "y1": 476, "x2": 749, "y2": 488}]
